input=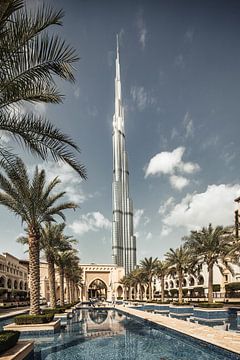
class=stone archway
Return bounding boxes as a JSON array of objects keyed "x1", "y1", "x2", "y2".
[
  {"x1": 88, "y1": 279, "x2": 108, "y2": 300},
  {"x1": 116, "y1": 285, "x2": 123, "y2": 299}
]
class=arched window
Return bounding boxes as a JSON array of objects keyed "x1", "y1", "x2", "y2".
[
  {"x1": 182, "y1": 278, "x2": 187, "y2": 287},
  {"x1": 14, "y1": 280, "x2": 18, "y2": 289},
  {"x1": 198, "y1": 276, "x2": 204, "y2": 285},
  {"x1": 7, "y1": 279, "x2": 12, "y2": 289},
  {"x1": 189, "y1": 277, "x2": 195, "y2": 287},
  {"x1": 19, "y1": 281, "x2": 23, "y2": 290},
  {"x1": 0, "y1": 277, "x2": 5, "y2": 288},
  {"x1": 165, "y1": 282, "x2": 169, "y2": 289},
  {"x1": 170, "y1": 280, "x2": 174, "y2": 289},
  {"x1": 176, "y1": 280, "x2": 179, "y2": 288}
]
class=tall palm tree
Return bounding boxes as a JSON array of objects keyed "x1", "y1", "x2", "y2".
[
  {"x1": 139, "y1": 257, "x2": 158, "y2": 301},
  {"x1": 41, "y1": 222, "x2": 75, "y2": 308},
  {"x1": 155, "y1": 260, "x2": 169, "y2": 303},
  {"x1": 56, "y1": 248, "x2": 78, "y2": 306},
  {"x1": 65, "y1": 257, "x2": 82, "y2": 303},
  {"x1": 165, "y1": 246, "x2": 195, "y2": 304},
  {"x1": 0, "y1": 158, "x2": 77, "y2": 314},
  {"x1": 183, "y1": 224, "x2": 235, "y2": 303},
  {"x1": 0, "y1": 0, "x2": 86, "y2": 177}
]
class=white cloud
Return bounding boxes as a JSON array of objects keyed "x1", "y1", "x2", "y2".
[
  {"x1": 183, "y1": 112, "x2": 194, "y2": 138},
  {"x1": 146, "y1": 232, "x2": 152, "y2": 240},
  {"x1": 134, "y1": 209, "x2": 144, "y2": 228},
  {"x1": 134, "y1": 209, "x2": 150, "y2": 229},
  {"x1": 184, "y1": 28, "x2": 194, "y2": 43},
  {"x1": 69, "y1": 211, "x2": 111, "y2": 236},
  {"x1": 159, "y1": 197, "x2": 175, "y2": 215},
  {"x1": 74, "y1": 85, "x2": 80, "y2": 98},
  {"x1": 130, "y1": 86, "x2": 155, "y2": 111},
  {"x1": 38, "y1": 161, "x2": 88, "y2": 204},
  {"x1": 136, "y1": 8, "x2": 147, "y2": 50},
  {"x1": 145, "y1": 147, "x2": 199, "y2": 177},
  {"x1": 170, "y1": 175, "x2": 189, "y2": 190},
  {"x1": 174, "y1": 54, "x2": 185, "y2": 68},
  {"x1": 161, "y1": 225, "x2": 172, "y2": 237},
  {"x1": 162, "y1": 184, "x2": 240, "y2": 232}
]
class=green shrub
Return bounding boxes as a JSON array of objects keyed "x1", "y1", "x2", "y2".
[
  {"x1": 212, "y1": 284, "x2": 221, "y2": 292},
  {"x1": 43, "y1": 308, "x2": 65, "y2": 315},
  {"x1": 117, "y1": 297, "x2": 123, "y2": 300},
  {"x1": 0, "y1": 331, "x2": 20, "y2": 355},
  {"x1": 195, "y1": 302, "x2": 224, "y2": 308},
  {"x1": 171, "y1": 302, "x2": 190, "y2": 306},
  {"x1": 15, "y1": 313, "x2": 54, "y2": 325},
  {"x1": 225, "y1": 282, "x2": 240, "y2": 292}
]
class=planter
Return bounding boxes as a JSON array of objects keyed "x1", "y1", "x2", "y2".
[
  {"x1": 3, "y1": 319, "x2": 61, "y2": 335},
  {"x1": 0, "y1": 340, "x2": 33, "y2": 360},
  {"x1": 0, "y1": 331, "x2": 20, "y2": 355},
  {"x1": 193, "y1": 308, "x2": 228, "y2": 322},
  {"x1": 169, "y1": 305, "x2": 194, "y2": 318}
]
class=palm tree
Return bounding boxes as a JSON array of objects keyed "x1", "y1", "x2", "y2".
[
  {"x1": 165, "y1": 246, "x2": 195, "y2": 304},
  {"x1": 56, "y1": 248, "x2": 78, "y2": 306},
  {"x1": 155, "y1": 260, "x2": 169, "y2": 303},
  {"x1": 65, "y1": 257, "x2": 82, "y2": 303},
  {"x1": 139, "y1": 257, "x2": 158, "y2": 301},
  {"x1": 0, "y1": 158, "x2": 77, "y2": 314},
  {"x1": 40, "y1": 222, "x2": 75, "y2": 308},
  {"x1": 0, "y1": 0, "x2": 86, "y2": 177},
  {"x1": 183, "y1": 224, "x2": 235, "y2": 303}
]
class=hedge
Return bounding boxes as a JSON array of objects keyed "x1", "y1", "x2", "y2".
[
  {"x1": 225, "y1": 282, "x2": 240, "y2": 292},
  {"x1": 0, "y1": 331, "x2": 20, "y2": 355},
  {"x1": 15, "y1": 313, "x2": 54, "y2": 325},
  {"x1": 43, "y1": 308, "x2": 66, "y2": 315},
  {"x1": 195, "y1": 302, "x2": 224, "y2": 308},
  {"x1": 212, "y1": 284, "x2": 220, "y2": 292}
]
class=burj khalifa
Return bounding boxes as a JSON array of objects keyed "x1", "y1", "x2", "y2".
[{"x1": 112, "y1": 37, "x2": 137, "y2": 274}]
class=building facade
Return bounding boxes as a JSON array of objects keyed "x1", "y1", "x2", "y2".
[
  {"x1": 0, "y1": 253, "x2": 28, "y2": 301},
  {"x1": 39, "y1": 262, "x2": 125, "y2": 303},
  {"x1": 112, "y1": 36, "x2": 136, "y2": 274}
]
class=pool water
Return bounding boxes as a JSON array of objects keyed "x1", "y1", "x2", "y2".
[{"x1": 14, "y1": 309, "x2": 240, "y2": 360}]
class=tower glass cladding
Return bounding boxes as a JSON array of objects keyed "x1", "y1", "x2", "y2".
[{"x1": 112, "y1": 37, "x2": 136, "y2": 274}]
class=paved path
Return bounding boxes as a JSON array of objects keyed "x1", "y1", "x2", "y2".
[
  {"x1": 0, "y1": 308, "x2": 29, "y2": 320},
  {"x1": 116, "y1": 305, "x2": 240, "y2": 355}
]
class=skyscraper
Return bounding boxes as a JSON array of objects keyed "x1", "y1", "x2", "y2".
[{"x1": 112, "y1": 37, "x2": 137, "y2": 274}]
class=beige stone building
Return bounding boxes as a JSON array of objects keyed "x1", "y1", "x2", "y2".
[
  {"x1": 39, "y1": 262, "x2": 125, "y2": 303},
  {"x1": 0, "y1": 253, "x2": 28, "y2": 301}
]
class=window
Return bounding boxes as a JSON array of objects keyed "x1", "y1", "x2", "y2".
[{"x1": 224, "y1": 275, "x2": 228, "y2": 282}]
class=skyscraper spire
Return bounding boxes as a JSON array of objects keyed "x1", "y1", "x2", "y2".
[{"x1": 112, "y1": 36, "x2": 137, "y2": 274}]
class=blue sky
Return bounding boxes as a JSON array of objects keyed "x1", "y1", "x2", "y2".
[{"x1": 1, "y1": 0, "x2": 240, "y2": 263}]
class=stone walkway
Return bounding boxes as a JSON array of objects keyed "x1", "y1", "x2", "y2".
[
  {"x1": 0, "y1": 308, "x2": 29, "y2": 320},
  {"x1": 116, "y1": 305, "x2": 240, "y2": 355}
]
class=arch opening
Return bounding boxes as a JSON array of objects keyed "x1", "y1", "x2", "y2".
[{"x1": 88, "y1": 279, "x2": 107, "y2": 301}]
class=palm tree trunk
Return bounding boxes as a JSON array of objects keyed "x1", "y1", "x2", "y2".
[
  {"x1": 178, "y1": 272, "x2": 183, "y2": 304},
  {"x1": 66, "y1": 278, "x2": 70, "y2": 304},
  {"x1": 208, "y1": 264, "x2": 214, "y2": 304},
  {"x1": 148, "y1": 279, "x2": 152, "y2": 301},
  {"x1": 47, "y1": 255, "x2": 56, "y2": 308},
  {"x1": 59, "y1": 267, "x2": 64, "y2": 307},
  {"x1": 28, "y1": 230, "x2": 40, "y2": 315},
  {"x1": 161, "y1": 276, "x2": 165, "y2": 303}
]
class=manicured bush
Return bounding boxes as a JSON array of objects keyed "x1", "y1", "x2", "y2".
[
  {"x1": 171, "y1": 302, "x2": 190, "y2": 306},
  {"x1": 117, "y1": 296, "x2": 123, "y2": 300},
  {"x1": 195, "y1": 302, "x2": 224, "y2": 308},
  {"x1": 212, "y1": 284, "x2": 221, "y2": 292},
  {"x1": 0, "y1": 331, "x2": 20, "y2": 354},
  {"x1": 225, "y1": 282, "x2": 240, "y2": 292},
  {"x1": 43, "y1": 308, "x2": 65, "y2": 315},
  {"x1": 15, "y1": 313, "x2": 54, "y2": 325}
]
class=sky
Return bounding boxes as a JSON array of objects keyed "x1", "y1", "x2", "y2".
[{"x1": 1, "y1": 0, "x2": 240, "y2": 264}]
